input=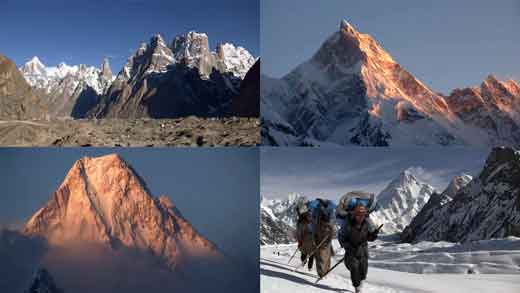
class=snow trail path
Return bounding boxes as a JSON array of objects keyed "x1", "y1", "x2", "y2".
[{"x1": 261, "y1": 244, "x2": 520, "y2": 293}]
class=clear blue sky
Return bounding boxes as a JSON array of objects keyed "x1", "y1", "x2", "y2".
[
  {"x1": 261, "y1": 147, "x2": 490, "y2": 200},
  {"x1": 261, "y1": 0, "x2": 520, "y2": 94},
  {"x1": 0, "y1": 148, "x2": 259, "y2": 269},
  {"x1": 1, "y1": 0, "x2": 259, "y2": 73}
]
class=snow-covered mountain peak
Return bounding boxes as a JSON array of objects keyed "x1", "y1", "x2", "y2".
[
  {"x1": 216, "y1": 42, "x2": 256, "y2": 78},
  {"x1": 21, "y1": 56, "x2": 47, "y2": 76},
  {"x1": 371, "y1": 168, "x2": 436, "y2": 233},
  {"x1": 399, "y1": 168, "x2": 418, "y2": 182},
  {"x1": 339, "y1": 19, "x2": 355, "y2": 32},
  {"x1": 336, "y1": 20, "x2": 395, "y2": 65},
  {"x1": 171, "y1": 31, "x2": 210, "y2": 60}
]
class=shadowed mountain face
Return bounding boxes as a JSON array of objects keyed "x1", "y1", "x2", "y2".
[
  {"x1": 401, "y1": 147, "x2": 520, "y2": 243},
  {"x1": 261, "y1": 20, "x2": 520, "y2": 146},
  {"x1": 232, "y1": 59, "x2": 260, "y2": 117},
  {"x1": 0, "y1": 54, "x2": 47, "y2": 120}
]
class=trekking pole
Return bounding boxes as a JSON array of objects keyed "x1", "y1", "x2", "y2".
[
  {"x1": 307, "y1": 236, "x2": 329, "y2": 259},
  {"x1": 287, "y1": 247, "x2": 299, "y2": 264},
  {"x1": 315, "y1": 256, "x2": 345, "y2": 284}
]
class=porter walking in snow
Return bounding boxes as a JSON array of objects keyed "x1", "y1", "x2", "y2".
[
  {"x1": 309, "y1": 198, "x2": 336, "y2": 277},
  {"x1": 338, "y1": 203, "x2": 380, "y2": 293},
  {"x1": 295, "y1": 204, "x2": 315, "y2": 270}
]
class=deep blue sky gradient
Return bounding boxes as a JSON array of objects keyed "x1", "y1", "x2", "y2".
[
  {"x1": 0, "y1": 148, "x2": 259, "y2": 268},
  {"x1": 1, "y1": 0, "x2": 259, "y2": 73},
  {"x1": 261, "y1": 0, "x2": 520, "y2": 94}
]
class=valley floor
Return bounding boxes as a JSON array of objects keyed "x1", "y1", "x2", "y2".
[
  {"x1": 261, "y1": 238, "x2": 520, "y2": 293},
  {"x1": 0, "y1": 117, "x2": 259, "y2": 146}
]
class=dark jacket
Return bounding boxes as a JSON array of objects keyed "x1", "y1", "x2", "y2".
[{"x1": 338, "y1": 215, "x2": 378, "y2": 253}]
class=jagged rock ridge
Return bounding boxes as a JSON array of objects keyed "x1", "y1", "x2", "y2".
[
  {"x1": 401, "y1": 147, "x2": 520, "y2": 242},
  {"x1": 90, "y1": 32, "x2": 256, "y2": 119}
]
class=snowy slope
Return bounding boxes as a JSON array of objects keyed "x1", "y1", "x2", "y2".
[
  {"x1": 261, "y1": 20, "x2": 520, "y2": 147},
  {"x1": 261, "y1": 239, "x2": 520, "y2": 293},
  {"x1": 370, "y1": 169, "x2": 435, "y2": 234}
]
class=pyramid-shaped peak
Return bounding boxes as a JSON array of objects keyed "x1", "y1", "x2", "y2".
[
  {"x1": 28, "y1": 56, "x2": 44, "y2": 66},
  {"x1": 21, "y1": 56, "x2": 47, "y2": 75},
  {"x1": 340, "y1": 19, "x2": 357, "y2": 33},
  {"x1": 23, "y1": 154, "x2": 221, "y2": 267}
]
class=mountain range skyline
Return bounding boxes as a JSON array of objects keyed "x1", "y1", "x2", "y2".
[
  {"x1": 1, "y1": 0, "x2": 259, "y2": 73},
  {"x1": 261, "y1": 0, "x2": 520, "y2": 94},
  {"x1": 260, "y1": 147, "x2": 490, "y2": 200}
]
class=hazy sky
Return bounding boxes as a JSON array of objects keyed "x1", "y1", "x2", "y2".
[
  {"x1": 261, "y1": 147, "x2": 491, "y2": 200},
  {"x1": 0, "y1": 148, "x2": 259, "y2": 267},
  {"x1": 1, "y1": 0, "x2": 259, "y2": 72},
  {"x1": 261, "y1": 0, "x2": 520, "y2": 94}
]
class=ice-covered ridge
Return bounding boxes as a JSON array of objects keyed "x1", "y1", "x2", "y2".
[
  {"x1": 371, "y1": 168, "x2": 436, "y2": 234},
  {"x1": 217, "y1": 43, "x2": 256, "y2": 78},
  {"x1": 129, "y1": 30, "x2": 257, "y2": 79},
  {"x1": 20, "y1": 56, "x2": 115, "y2": 95}
]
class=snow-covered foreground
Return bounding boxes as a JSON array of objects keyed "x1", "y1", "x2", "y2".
[{"x1": 261, "y1": 238, "x2": 520, "y2": 293}]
